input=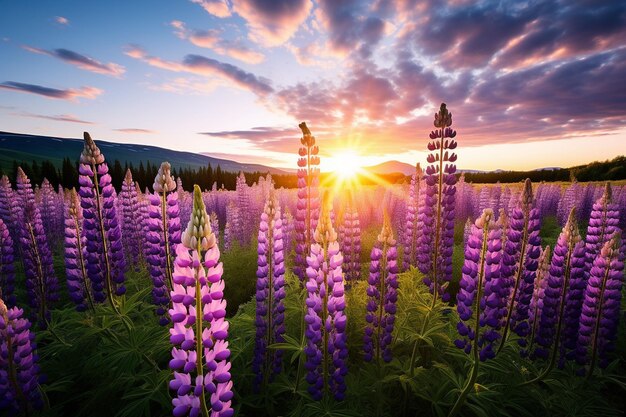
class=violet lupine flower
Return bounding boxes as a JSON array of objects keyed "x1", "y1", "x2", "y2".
[
  {"x1": 403, "y1": 164, "x2": 423, "y2": 271},
  {"x1": 364, "y1": 214, "x2": 399, "y2": 363},
  {"x1": 498, "y1": 179, "x2": 541, "y2": 353},
  {"x1": 15, "y1": 168, "x2": 59, "y2": 327},
  {"x1": 146, "y1": 163, "x2": 182, "y2": 325},
  {"x1": 304, "y1": 195, "x2": 347, "y2": 401},
  {"x1": 120, "y1": 169, "x2": 144, "y2": 269},
  {"x1": 294, "y1": 122, "x2": 320, "y2": 283},
  {"x1": 78, "y1": 132, "x2": 126, "y2": 304},
  {"x1": 526, "y1": 245, "x2": 550, "y2": 358},
  {"x1": 0, "y1": 299, "x2": 44, "y2": 415},
  {"x1": 252, "y1": 191, "x2": 286, "y2": 390},
  {"x1": 38, "y1": 178, "x2": 61, "y2": 247},
  {"x1": 0, "y1": 219, "x2": 16, "y2": 307},
  {"x1": 455, "y1": 209, "x2": 504, "y2": 362},
  {"x1": 533, "y1": 209, "x2": 585, "y2": 362},
  {"x1": 584, "y1": 184, "x2": 620, "y2": 276},
  {"x1": 64, "y1": 189, "x2": 94, "y2": 312},
  {"x1": 417, "y1": 103, "x2": 458, "y2": 303},
  {"x1": 576, "y1": 233, "x2": 624, "y2": 375},
  {"x1": 235, "y1": 172, "x2": 249, "y2": 246},
  {"x1": 0, "y1": 176, "x2": 13, "y2": 229},
  {"x1": 168, "y1": 185, "x2": 233, "y2": 417},
  {"x1": 341, "y1": 197, "x2": 361, "y2": 284}
]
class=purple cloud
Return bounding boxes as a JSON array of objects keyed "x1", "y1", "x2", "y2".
[
  {"x1": 0, "y1": 81, "x2": 102, "y2": 101},
  {"x1": 23, "y1": 46, "x2": 125, "y2": 77},
  {"x1": 114, "y1": 128, "x2": 156, "y2": 134},
  {"x1": 13, "y1": 111, "x2": 94, "y2": 124}
]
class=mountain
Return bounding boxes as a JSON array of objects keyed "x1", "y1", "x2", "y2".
[
  {"x1": 0, "y1": 131, "x2": 288, "y2": 175},
  {"x1": 363, "y1": 160, "x2": 416, "y2": 175}
]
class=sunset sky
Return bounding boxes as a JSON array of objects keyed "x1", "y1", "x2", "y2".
[{"x1": 1, "y1": 0, "x2": 625, "y2": 171}]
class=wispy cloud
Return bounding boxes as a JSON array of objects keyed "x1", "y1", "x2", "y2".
[
  {"x1": 171, "y1": 21, "x2": 265, "y2": 64},
  {"x1": 22, "y1": 46, "x2": 125, "y2": 77},
  {"x1": 0, "y1": 81, "x2": 102, "y2": 101},
  {"x1": 190, "y1": 0, "x2": 231, "y2": 18},
  {"x1": 125, "y1": 45, "x2": 274, "y2": 95},
  {"x1": 54, "y1": 16, "x2": 69, "y2": 26},
  {"x1": 114, "y1": 128, "x2": 157, "y2": 134},
  {"x1": 12, "y1": 111, "x2": 94, "y2": 124}
]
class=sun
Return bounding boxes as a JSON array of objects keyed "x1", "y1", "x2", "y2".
[{"x1": 331, "y1": 151, "x2": 362, "y2": 179}]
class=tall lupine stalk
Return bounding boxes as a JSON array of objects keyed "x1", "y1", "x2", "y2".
[
  {"x1": 252, "y1": 191, "x2": 286, "y2": 390},
  {"x1": 340, "y1": 195, "x2": 361, "y2": 284},
  {"x1": 576, "y1": 233, "x2": 624, "y2": 376},
  {"x1": 584, "y1": 184, "x2": 620, "y2": 277},
  {"x1": 450, "y1": 209, "x2": 503, "y2": 417},
  {"x1": 15, "y1": 168, "x2": 59, "y2": 327},
  {"x1": 146, "y1": 163, "x2": 182, "y2": 325},
  {"x1": 403, "y1": 164, "x2": 423, "y2": 271},
  {"x1": 526, "y1": 245, "x2": 550, "y2": 357},
  {"x1": 120, "y1": 169, "x2": 144, "y2": 269},
  {"x1": 294, "y1": 122, "x2": 320, "y2": 283},
  {"x1": 363, "y1": 214, "x2": 399, "y2": 363},
  {"x1": 39, "y1": 178, "x2": 62, "y2": 247},
  {"x1": 168, "y1": 185, "x2": 233, "y2": 417},
  {"x1": 0, "y1": 219, "x2": 16, "y2": 307},
  {"x1": 531, "y1": 209, "x2": 586, "y2": 375},
  {"x1": 418, "y1": 103, "x2": 457, "y2": 303},
  {"x1": 304, "y1": 195, "x2": 347, "y2": 401},
  {"x1": 235, "y1": 172, "x2": 249, "y2": 246},
  {"x1": 0, "y1": 299, "x2": 44, "y2": 415},
  {"x1": 64, "y1": 189, "x2": 94, "y2": 312},
  {"x1": 0, "y1": 176, "x2": 13, "y2": 229},
  {"x1": 78, "y1": 132, "x2": 126, "y2": 307},
  {"x1": 498, "y1": 179, "x2": 541, "y2": 353}
]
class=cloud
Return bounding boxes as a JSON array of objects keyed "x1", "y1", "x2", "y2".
[
  {"x1": 126, "y1": 45, "x2": 273, "y2": 95},
  {"x1": 198, "y1": 126, "x2": 302, "y2": 153},
  {"x1": 190, "y1": 0, "x2": 231, "y2": 18},
  {"x1": 12, "y1": 111, "x2": 94, "y2": 124},
  {"x1": 171, "y1": 21, "x2": 265, "y2": 64},
  {"x1": 0, "y1": 81, "x2": 102, "y2": 101},
  {"x1": 114, "y1": 128, "x2": 157, "y2": 134},
  {"x1": 23, "y1": 46, "x2": 125, "y2": 77},
  {"x1": 54, "y1": 16, "x2": 69, "y2": 25},
  {"x1": 149, "y1": 77, "x2": 224, "y2": 95},
  {"x1": 232, "y1": 0, "x2": 313, "y2": 47}
]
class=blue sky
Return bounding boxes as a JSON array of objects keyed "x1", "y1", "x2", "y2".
[{"x1": 1, "y1": 0, "x2": 625, "y2": 170}]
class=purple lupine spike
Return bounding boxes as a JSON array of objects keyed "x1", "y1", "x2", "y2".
[
  {"x1": 557, "y1": 182, "x2": 579, "y2": 226},
  {"x1": 304, "y1": 194, "x2": 347, "y2": 401},
  {"x1": 364, "y1": 213, "x2": 399, "y2": 363},
  {"x1": 0, "y1": 299, "x2": 44, "y2": 415},
  {"x1": 235, "y1": 172, "x2": 250, "y2": 246},
  {"x1": 209, "y1": 212, "x2": 219, "y2": 245},
  {"x1": 252, "y1": 190, "x2": 286, "y2": 390},
  {"x1": 340, "y1": 195, "x2": 361, "y2": 284},
  {"x1": 146, "y1": 162, "x2": 182, "y2": 325},
  {"x1": 78, "y1": 132, "x2": 126, "y2": 305},
  {"x1": 533, "y1": 209, "x2": 584, "y2": 363},
  {"x1": 0, "y1": 219, "x2": 16, "y2": 307},
  {"x1": 403, "y1": 164, "x2": 423, "y2": 271},
  {"x1": 294, "y1": 122, "x2": 320, "y2": 283},
  {"x1": 64, "y1": 189, "x2": 94, "y2": 312},
  {"x1": 527, "y1": 245, "x2": 550, "y2": 358},
  {"x1": 38, "y1": 178, "x2": 61, "y2": 247},
  {"x1": 120, "y1": 169, "x2": 144, "y2": 269},
  {"x1": 498, "y1": 179, "x2": 541, "y2": 353},
  {"x1": 0, "y1": 176, "x2": 13, "y2": 229},
  {"x1": 455, "y1": 209, "x2": 504, "y2": 362},
  {"x1": 15, "y1": 168, "x2": 59, "y2": 327},
  {"x1": 576, "y1": 233, "x2": 624, "y2": 375},
  {"x1": 584, "y1": 184, "x2": 620, "y2": 276},
  {"x1": 417, "y1": 103, "x2": 458, "y2": 303},
  {"x1": 168, "y1": 185, "x2": 233, "y2": 417}
]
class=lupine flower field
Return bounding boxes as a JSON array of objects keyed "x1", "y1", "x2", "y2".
[{"x1": 0, "y1": 103, "x2": 624, "y2": 417}]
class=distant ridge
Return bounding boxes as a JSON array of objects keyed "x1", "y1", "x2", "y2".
[{"x1": 0, "y1": 131, "x2": 288, "y2": 175}]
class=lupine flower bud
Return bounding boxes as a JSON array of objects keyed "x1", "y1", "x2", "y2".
[
  {"x1": 0, "y1": 299, "x2": 44, "y2": 415},
  {"x1": 169, "y1": 185, "x2": 233, "y2": 417},
  {"x1": 304, "y1": 194, "x2": 347, "y2": 400},
  {"x1": 364, "y1": 213, "x2": 399, "y2": 363}
]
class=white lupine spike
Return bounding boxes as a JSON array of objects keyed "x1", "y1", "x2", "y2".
[{"x1": 153, "y1": 162, "x2": 177, "y2": 193}]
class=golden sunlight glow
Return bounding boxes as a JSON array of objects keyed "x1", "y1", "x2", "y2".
[{"x1": 331, "y1": 151, "x2": 362, "y2": 179}]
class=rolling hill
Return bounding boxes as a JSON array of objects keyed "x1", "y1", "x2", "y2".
[{"x1": 0, "y1": 131, "x2": 288, "y2": 175}]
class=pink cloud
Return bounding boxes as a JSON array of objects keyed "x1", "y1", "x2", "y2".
[
  {"x1": 54, "y1": 16, "x2": 69, "y2": 25},
  {"x1": 12, "y1": 111, "x2": 94, "y2": 124},
  {"x1": 0, "y1": 81, "x2": 102, "y2": 101},
  {"x1": 171, "y1": 21, "x2": 265, "y2": 64},
  {"x1": 114, "y1": 128, "x2": 157, "y2": 134},
  {"x1": 190, "y1": 0, "x2": 231, "y2": 18}
]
